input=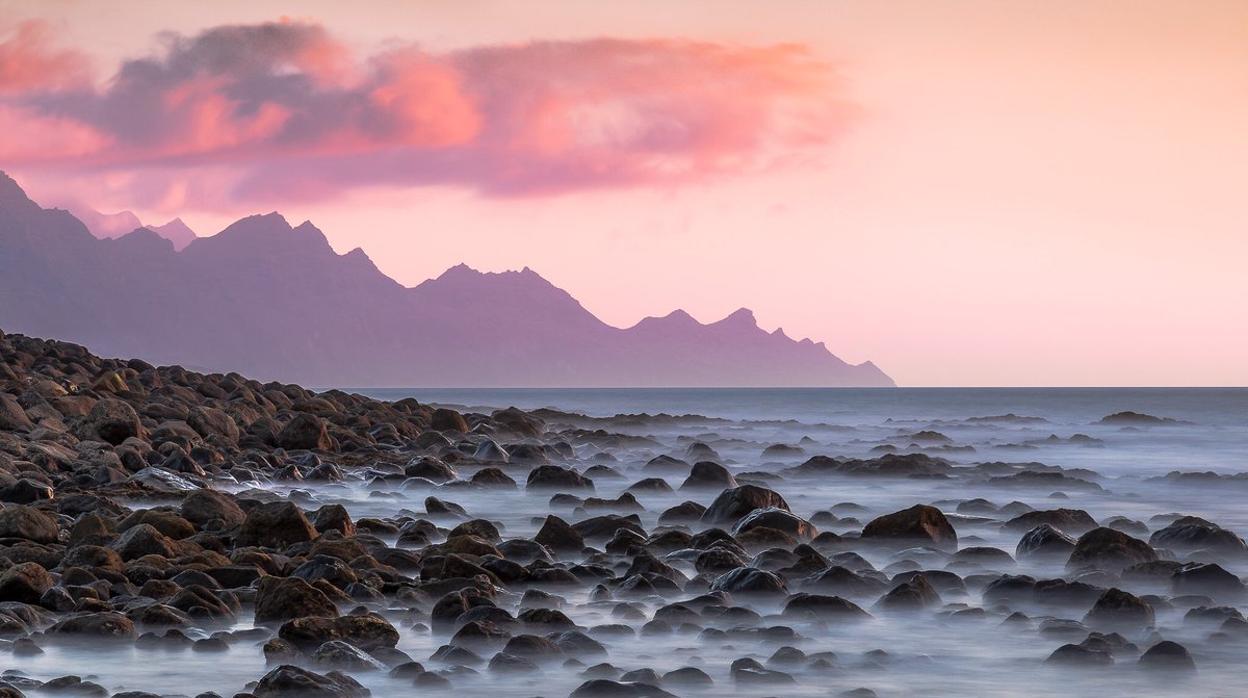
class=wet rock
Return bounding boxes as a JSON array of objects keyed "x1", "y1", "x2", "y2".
[
  {"x1": 47, "y1": 612, "x2": 136, "y2": 639},
  {"x1": 1067, "y1": 527, "x2": 1158, "y2": 572},
  {"x1": 662, "y1": 667, "x2": 712, "y2": 687},
  {"x1": 527, "y1": 466, "x2": 594, "y2": 491},
  {"x1": 405, "y1": 457, "x2": 457, "y2": 483},
  {"x1": 237, "y1": 502, "x2": 318, "y2": 549},
  {"x1": 0, "y1": 562, "x2": 53, "y2": 604},
  {"x1": 730, "y1": 657, "x2": 795, "y2": 685},
  {"x1": 569, "y1": 679, "x2": 676, "y2": 698},
  {"x1": 278, "y1": 613, "x2": 400, "y2": 652},
  {"x1": 861, "y1": 505, "x2": 957, "y2": 551},
  {"x1": 701, "y1": 485, "x2": 790, "y2": 525},
  {"x1": 0, "y1": 505, "x2": 59, "y2": 543},
  {"x1": 1004, "y1": 509, "x2": 1097, "y2": 535},
  {"x1": 680, "y1": 461, "x2": 737, "y2": 490},
  {"x1": 255, "y1": 576, "x2": 339, "y2": 623},
  {"x1": 1171, "y1": 563, "x2": 1246, "y2": 599},
  {"x1": 488, "y1": 652, "x2": 539, "y2": 673},
  {"x1": 783, "y1": 593, "x2": 871, "y2": 620},
  {"x1": 277, "y1": 414, "x2": 332, "y2": 451},
  {"x1": 77, "y1": 398, "x2": 143, "y2": 445},
  {"x1": 875, "y1": 574, "x2": 941, "y2": 610},
  {"x1": 313, "y1": 641, "x2": 386, "y2": 671},
  {"x1": 1151, "y1": 517, "x2": 1248, "y2": 555},
  {"x1": 1137, "y1": 641, "x2": 1196, "y2": 672},
  {"x1": 1046, "y1": 643, "x2": 1113, "y2": 667},
  {"x1": 534, "y1": 515, "x2": 584, "y2": 553},
  {"x1": 430, "y1": 408, "x2": 469, "y2": 433},
  {"x1": 112, "y1": 523, "x2": 177, "y2": 560},
  {"x1": 0, "y1": 393, "x2": 33, "y2": 432},
  {"x1": 733, "y1": 507, "x2": 816, "y2": 541},
  {"x1": 1016, "y1": 524, "x2": 1076, "y2": 560},
  {"x1": 1083, "y1": 588, "x2": 1154, "y2": 630},
  {"x1": 709, "y1": 567, "x2": 788, "y2": 596},
  {"x1": 252, "y1": 665, "x2": 370, "y2": 698}
]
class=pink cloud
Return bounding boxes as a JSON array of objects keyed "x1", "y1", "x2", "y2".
[
  {"x1": 1, "y1": 21, "x2": 850, "y2": 209},
  {"x1": 0, "y1": 20, "x2": 91, "y2": 94}
]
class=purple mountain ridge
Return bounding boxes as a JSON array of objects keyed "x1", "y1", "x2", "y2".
[
  {"x1": 65, "y1": 204, "x2": 199, "y2": 250},
  {"x1": 0, "y1": 172, "x2": 894, "y2": 387}
]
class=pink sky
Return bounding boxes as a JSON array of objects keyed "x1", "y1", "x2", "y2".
[{"x1": 1, "y1": 0, "x2": 1245, "y2": 386}]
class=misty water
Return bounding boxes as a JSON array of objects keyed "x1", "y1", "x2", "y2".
[{"x1": 16, "y1": 388, "x2": 1248, "y2": 697}]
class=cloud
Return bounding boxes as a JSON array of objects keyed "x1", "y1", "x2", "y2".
[
  {"x1": 1, "y1": 20, "x2": 850, "y2": 210},
  {"x1": 0, "y1": 20, "x2": 91, "y2": 94}
]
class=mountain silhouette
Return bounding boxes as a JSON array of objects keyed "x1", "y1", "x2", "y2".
[{"x1": 0, "y1": 172, "x2": 893, "y2": 387}]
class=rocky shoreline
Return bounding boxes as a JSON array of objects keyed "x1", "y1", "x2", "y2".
[{"x1": 0, "y1": 329, "x2": 1243, "y2": 697}]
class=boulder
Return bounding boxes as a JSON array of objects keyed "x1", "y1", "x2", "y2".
[
  {"x1": 1150, "y1": 516, "x2": 1248, "y2": 554},
  {"x1": 0, "y1": 562, "x2": 54, "y2": 604},
  {"x1": 253, "y1": 665, "x2": 370, "y2": 698},
  {"x1": 1137, "y1": 641, "x2": 1196, "y2": 672},
  {"x1": 278, "y1": 613, "x2": 400, "y2": 652},
  {"x1": 278, "y1": 414, "x2": 332, "y2": 451},
  {"x1": 701, "y1": 485, "x2": 790, "y2": 525},
  {"x1": 255, "y1": 576, "x2": 340, "y2": 623},
  {"x1": 709, "y1": 567, "x2": 788, "y2": 596},
  {"x1": 1083, "y1": 588, "x2": 1154, "y2": 630},
  {"x1": 77, "y1": 398, "x2": 143, "y2": 445},
  {"x1": 861, "y1": 505, "x2": 957, "y2": 551},
  {"x1": 0, "y1": 504, "x2": 59, "y2": 543},
  {"x1": 1067, "y1": 528, "x2": 1157, "y2": 572},
  {"x1": 180, "y1": 489, "x2": 246, "y2": 529},
  {"x1": 1015, "y1": 524, "x2": 1076, "y2": 560},
  {"x1": 680, "y1": 461, "x2": 737, "y2": 490},
  {"x1": 732, "y1": 508, "x2": 816, "y2": 541},
  {"x1": 526, "y1": 466, "x2": 594, "y2": 491},
  {"x1": 48, "y1": 612, "x2": 136, "y2": 639},
  {"x1": 237, "y1": 502, "x2": 318, "y2": 549},
  {"x1": 430, "y1": 408, "x2": 469, "y2": 433}
]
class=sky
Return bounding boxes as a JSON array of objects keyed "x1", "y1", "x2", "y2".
[{"x1": 1, "y1": 0, "x2": 1245, "y2": 387}]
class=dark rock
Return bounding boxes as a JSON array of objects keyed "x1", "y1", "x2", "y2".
[
  {"x1": 255, "y1": 576, "x2": 339, "y2": 623},
  {"x1": 278, "y1": 613, "x2": 400, "y2": 652},
  {"x1": 1003, "y1": 509, "x2": 1097, "y2": 535},
  {"x1": 680, "y1": 461, "x2": 737, "y2": 490},
  {"x1": 252, "y1": 665, "x2": 370, "y2": 698},
  {"x1": 1067, "y1": 528, "x2": 1158, "y2": 572},
  {"x1": 0, "y1": 505, "x2": 59, "y2": 543},
  {"x1": 526, "y1": 466, "x2": 594, "y2": 491},
  {"x1": 278, "y1": 414, "x2": 332, "y2": 451},
  {"x1": 78, "y1": 398, "x2": 143, "y2": 445},
  {"x1": 1137, "y1": 641, "x2": 1196, "y2": 672},
  {"x1": 0, "y1": 562, "x2": 53, "y2": 603},
  {"x1": 238, "y1": 502, "x2": 318, "y2": 549},
  {"x1": 701, "y1": 485, "x2": 790, "y2": 525},
  {"x1": 1046, "y1": 643, "x2": 1113, "y2": 666},
  {"x1": 861, "y1": 505, "x2": 957, "y2": 551},
  {"x1": 709, "y1": 567, "x2": 787, "y2": 596},
  {"x1": 1016, "y1": 524, "x2": 1076, "y2": 560},
  {"x1": 1083, "y1": 588, "x2": 1154, "y2": 630}
]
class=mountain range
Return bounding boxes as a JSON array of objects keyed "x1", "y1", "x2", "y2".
[
  {"x1": 64, "y1": 204, "x2": 198, "y2": 251},
  {"x1": 0, "y1": 172, "x2": 893, "y2": 387}
]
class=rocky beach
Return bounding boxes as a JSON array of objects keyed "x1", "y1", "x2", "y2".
[{"x1": 0, "y1": 329, "x2": 1246, "y2": 697}]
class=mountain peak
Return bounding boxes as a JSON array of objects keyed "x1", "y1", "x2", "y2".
[
  {"x1": 0, "y1": 171, "x2": 39, "y2": 213},
  {"x1": 714, "y1": 307, "x2": 758, "y2": 328},
  {"x1": 152, "y1": 217, "x2": 197, "y2": 251}
]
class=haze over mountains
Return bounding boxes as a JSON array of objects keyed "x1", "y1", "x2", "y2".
[
  {"x1": 64, "y1": 204, "x2": 199, "y2": 251},
  {"x1": 0, "y1": 172, "x2": 893, "y2": 387}
]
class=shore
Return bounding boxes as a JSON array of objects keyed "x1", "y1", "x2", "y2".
[{"x1": 0, "y1": 328, "x2": 1243, "y2": 697}]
